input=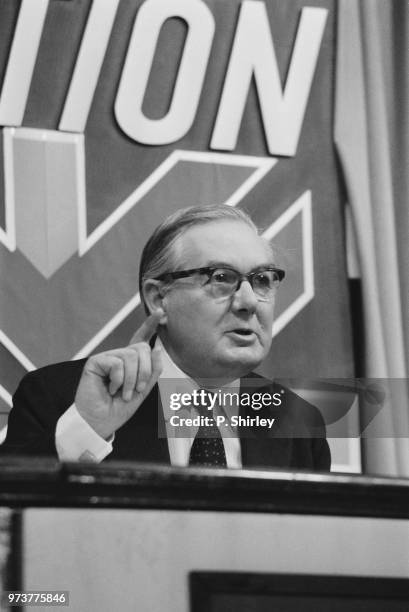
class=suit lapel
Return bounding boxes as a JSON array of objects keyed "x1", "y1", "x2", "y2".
[{"x1": 238, "y1": 374, "x2": 294, "y2": 469}]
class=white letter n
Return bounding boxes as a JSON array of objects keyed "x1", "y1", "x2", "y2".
[{"x1": 210, "y1": 2, "x2": 328, "y2": 157}]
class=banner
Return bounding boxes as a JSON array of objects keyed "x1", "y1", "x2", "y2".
[{"x1": 0, "y1": 0, "x2": 353, "y2": 430}]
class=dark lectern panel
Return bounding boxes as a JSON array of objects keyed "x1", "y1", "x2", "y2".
[{"x1": 190, "y1": 573, "x2": 409, "y2": 612}]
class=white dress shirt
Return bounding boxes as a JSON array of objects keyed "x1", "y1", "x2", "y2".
[{"x1": 55, "y1": 339, "x2": 242, "y2": 467}]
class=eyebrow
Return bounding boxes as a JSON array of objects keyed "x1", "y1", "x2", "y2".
[{"x1": 204, "y1": 260, "x2": 277, "y2": 270}]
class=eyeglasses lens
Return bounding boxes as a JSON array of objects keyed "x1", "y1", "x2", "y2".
[{"x1": 209, "y1": 269, "x2": 279, "y2": 300}]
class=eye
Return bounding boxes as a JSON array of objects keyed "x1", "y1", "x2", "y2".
[
  {"x1": 253, "y1": 271, "x2": 272, "y2": 288},
  {"x1": 211, "y1": 269, "x2": 237, "y2": 284}
]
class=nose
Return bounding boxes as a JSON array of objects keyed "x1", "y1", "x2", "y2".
[{"x1": 230, "y1": 279, "x2": 258, "y2": 313}]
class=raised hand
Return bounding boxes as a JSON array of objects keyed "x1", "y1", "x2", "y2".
[{"x1": 74, "y1": 310, "x2": 164, "y2": 439}]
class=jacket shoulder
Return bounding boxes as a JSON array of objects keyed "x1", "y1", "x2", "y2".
[
  {"x1": 14, "y1": 358, "x2": 88, "y2": 413},
  {"x1": 20, "y1": 358, "x2": 87, "y2": 388},
  {"x1": 242, "y1": 372, "x2": 327, "y2": 434}
]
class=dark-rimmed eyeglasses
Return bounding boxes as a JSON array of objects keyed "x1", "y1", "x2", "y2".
[{"x1": 155, "y1": 266, "x2": 285, "y2": 301}]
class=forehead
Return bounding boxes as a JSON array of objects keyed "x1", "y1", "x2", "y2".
[{"x1": 176, "y1": 220, "x2": 273, "y2": 269}]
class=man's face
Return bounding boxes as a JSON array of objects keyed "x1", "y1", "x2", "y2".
[{"x1": 160, "y1": 220, "x2": 277, "y2": 381}]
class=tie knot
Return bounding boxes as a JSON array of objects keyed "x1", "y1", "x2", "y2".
[
  {"x1": 200, "y1": 389, "x2": 216, "y2": 407},
  {"x1": 194, "y1": 389, "x2": 216, "y2": 417}
]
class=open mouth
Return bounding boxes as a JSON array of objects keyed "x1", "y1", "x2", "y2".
[
  {"x1": 226, "y1": 329, "x2": 257, "y2": 345},
  {"x1": 230, "y1": 329, "x2": 254, "y2": 336}
]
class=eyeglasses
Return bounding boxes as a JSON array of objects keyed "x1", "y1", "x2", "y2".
[{"x1": 155, "y1": 266, "x2": 285, "y2": 301}]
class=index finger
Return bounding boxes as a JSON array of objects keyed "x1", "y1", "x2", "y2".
[{"x1": 129, "y1": 308, "x2": 164, "y2": 344}]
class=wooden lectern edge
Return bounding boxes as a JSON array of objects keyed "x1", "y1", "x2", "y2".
[{"x1": 0, "y1": 458, "x2": 408, "y2": 518}]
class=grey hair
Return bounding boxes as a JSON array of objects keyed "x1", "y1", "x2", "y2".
[{"x1": 139, "y1": 204, "x2": 260, "y2": 312}]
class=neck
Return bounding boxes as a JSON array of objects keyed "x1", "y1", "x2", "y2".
[{"x1": 159, "y1": 335, "x2": 243, "y2": 386}]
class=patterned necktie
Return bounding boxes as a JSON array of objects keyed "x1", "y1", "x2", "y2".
[{"x1": 189, "y1": 390, "x2": 227, "y2": 468}]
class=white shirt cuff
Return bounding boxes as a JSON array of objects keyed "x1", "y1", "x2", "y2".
[{"x1": 55, "y1": 404, "x2": 113, "y2": 462}]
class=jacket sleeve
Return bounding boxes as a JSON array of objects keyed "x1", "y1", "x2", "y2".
[
  {"x1": 0, "y1": 360, "x2": 85, "y2": 457},
  {"x1": 0, "y1": 370, "x2": 60, "y2": 456},
  {"x1": 312, "y1": 436, "x2": 331, "y2": 471},
  {"x1": 308, "y1": 401, "x2": 331, "y2": 471}
]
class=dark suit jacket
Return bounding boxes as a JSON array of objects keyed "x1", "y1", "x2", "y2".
[{"x1": 0, "y1": 359, "x2": 331, "y2": 471}]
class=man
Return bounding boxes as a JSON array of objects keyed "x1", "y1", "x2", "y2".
[{"x1": 1, "y1": 205, "x2": 330, "y2": 470}]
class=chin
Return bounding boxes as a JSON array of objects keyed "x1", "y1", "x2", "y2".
[{"x1": 219, "y1": 347, "x2": 265, "y2": 375}]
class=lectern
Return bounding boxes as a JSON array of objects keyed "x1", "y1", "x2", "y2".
[{"x1": 0, "y1": 460, "x2": 408, "y2": 611}]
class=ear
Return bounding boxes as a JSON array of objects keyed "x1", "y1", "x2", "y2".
[{"x1": 142, "y1": 279, "x2": 168, "y2": 323}]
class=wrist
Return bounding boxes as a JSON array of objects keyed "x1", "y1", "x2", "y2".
[{"x1": 76, "y1": 409, "x2": 115, "y2": 441}]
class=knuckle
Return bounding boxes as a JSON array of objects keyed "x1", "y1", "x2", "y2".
[
  {"x1": 86, "y1": 354, "x2": 101, "y2": 366},
  {"x1": 138, "y1": 367, "x2": 151, "y2": 382},
  {"x1": 111, "y1": 360, "x2": 124, "y2": 376}
]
